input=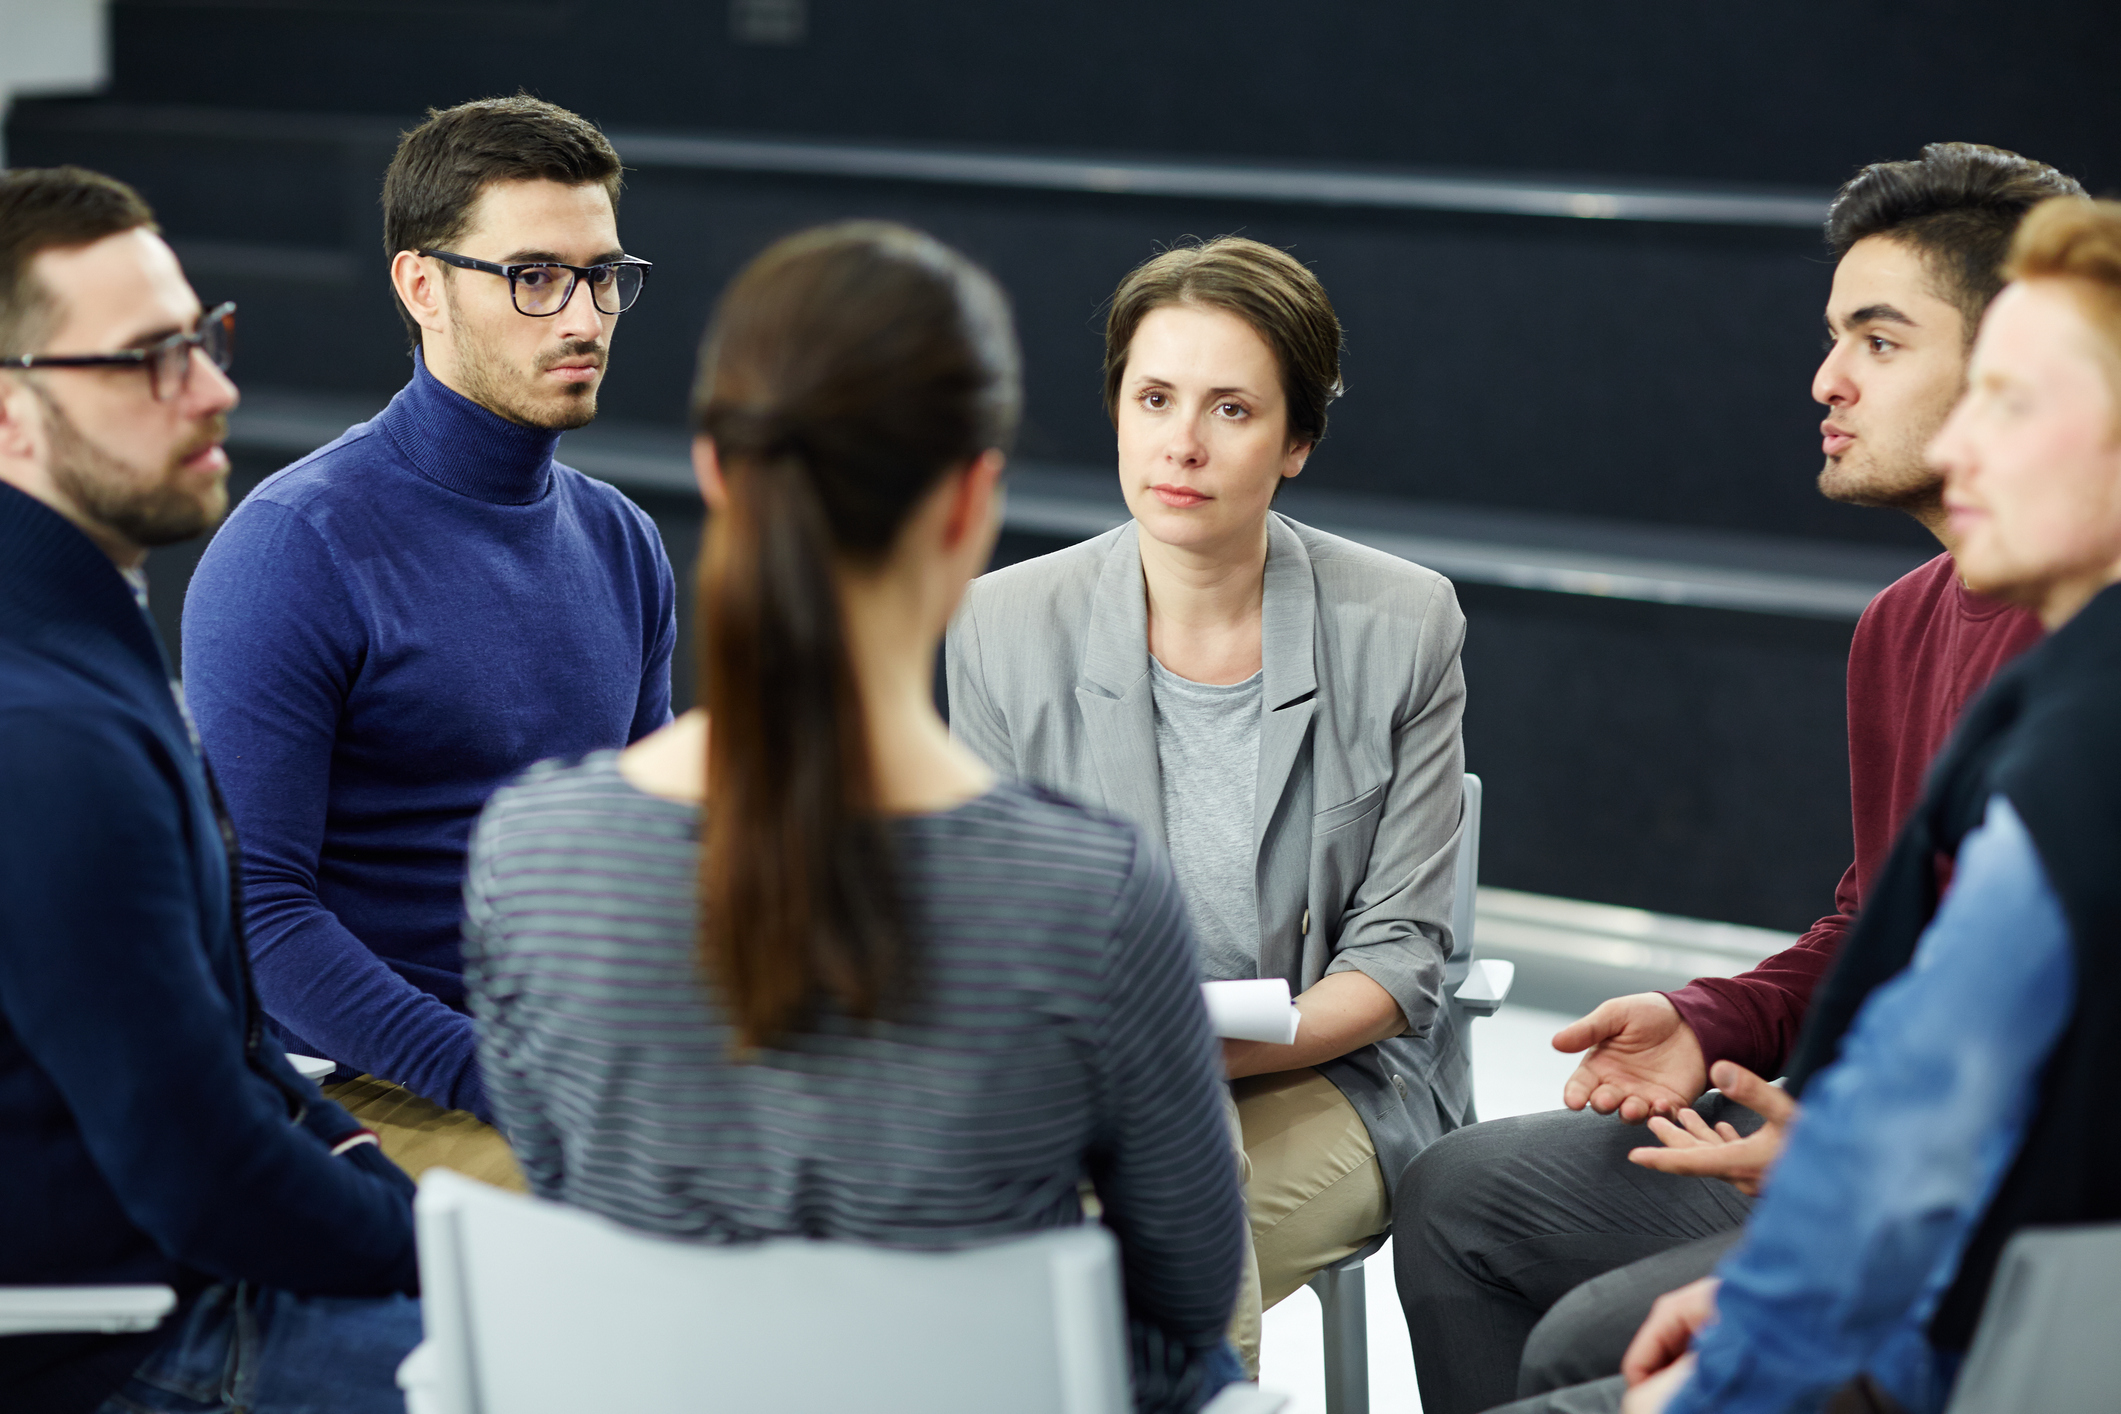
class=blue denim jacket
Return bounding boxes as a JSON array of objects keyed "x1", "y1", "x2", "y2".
[{"x1": 1668, "y1": 796, "x2": 2075, "y2": 1414}]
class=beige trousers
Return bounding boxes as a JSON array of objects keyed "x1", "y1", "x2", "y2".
[
  {"x1": 1225, "y1": 1068, "x2": 1391, "y2": 1378},
  {"x1": 322, "y1": 1074, "x2": 527, "y2": 1193}
]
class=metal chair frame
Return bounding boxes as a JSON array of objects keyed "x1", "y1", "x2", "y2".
[{"x1": 1303, "y1": 773, "x2": 1510, "y2": 1414}]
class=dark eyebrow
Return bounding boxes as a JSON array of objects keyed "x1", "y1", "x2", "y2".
[
  {"x1": 1848, "y1": 303, "x2": 1917, "y2": 329},
  {"x1": 119, "y1": 324, "x2": 186, "y2": 351},
  {"x1": 499, "y1": 249, "x2": 627, "y2": 266}
]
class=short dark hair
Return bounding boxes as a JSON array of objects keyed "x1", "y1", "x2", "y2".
[
  {"x1": 380, "y1": 95, "x2": 624, "y2": 342},
  {"x1": 0, "y1": 166, "x2": 159, "y2": 358},
  {"x1": 1825, "y1": 142, "x2": 2086, "y2": 339},
  {"x1": 1104, "y1": 236, "x2": 1344, "y2": 449}
]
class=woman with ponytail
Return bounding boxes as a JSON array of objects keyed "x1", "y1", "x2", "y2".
[{"x1": 462, "y1": 223, "x2": 1246, "y2": 1412}]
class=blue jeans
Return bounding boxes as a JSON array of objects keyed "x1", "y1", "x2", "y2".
[
  {"x1": 1193, "y1": 1342, "x2": 1246, "y2": 1409},
  {"x1": 96, "y1": 1283, "x2": 420, "y2": 1414}
]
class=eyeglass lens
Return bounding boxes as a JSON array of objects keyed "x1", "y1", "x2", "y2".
[
  {"x1": 148, "y1": 308, "x2": 234, "y2": 402},
  {"x1": 510, "y1": 263, "x2": 645, "y2": 317}
]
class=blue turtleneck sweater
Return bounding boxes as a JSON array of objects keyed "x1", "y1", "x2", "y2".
[{"x1": 182, "y1": 354, "x2": 676, "y2": 1119}]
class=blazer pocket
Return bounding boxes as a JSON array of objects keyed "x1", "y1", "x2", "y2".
[{"x1": 1313, "y1": 782, "x2": 1387, "y2": 836}]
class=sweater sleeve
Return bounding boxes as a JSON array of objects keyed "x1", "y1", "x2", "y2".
[
  {"x1": 626, "y1": 501, "x2": 677, "y2": 743},
  {"x1": 1663, "y1": 863, "x2": 1853, "y2": 1078},
  {"x1": 1086, "y1": 829, "x2": 1247, "y2": 1353},
  {"x1": 0, "y1": 710, "x2": 418, "y2": 1296},
  {"x1": 182, "y1": 499, "x2": 487, "y2": 1117}
]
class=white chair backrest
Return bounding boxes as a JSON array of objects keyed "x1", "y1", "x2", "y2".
[
  {"x1": 1448, "y1": 773, "x2": 1484, "y2": 975},
  {"x1": 406, "y1": 1168, "x2": 1132, "y2": 1414}
]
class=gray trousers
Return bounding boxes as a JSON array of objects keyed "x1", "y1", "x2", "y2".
[
  {"x1": 1392, "y1": 1097, "x2": 1760, "y2": 1414},
  {"x1": 1484, "y1": 1374, "x2": 1630, "y2": 1414}
]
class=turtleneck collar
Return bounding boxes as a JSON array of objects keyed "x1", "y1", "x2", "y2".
[{"x1": 375, "y1": 349, "x2": 561, "y2": 506}]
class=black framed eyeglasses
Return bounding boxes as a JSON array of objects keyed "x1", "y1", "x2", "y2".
[
  {"x1": 419, "y1": 249, "x2": 652, "y2": 317},
  {"x1": 0, "y1": 302, "x2": 236, "y2": 403}
]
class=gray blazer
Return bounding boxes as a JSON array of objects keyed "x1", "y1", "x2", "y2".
[{"x1": 945, "y1": 513, "x2": 1470, "y2": 1191}]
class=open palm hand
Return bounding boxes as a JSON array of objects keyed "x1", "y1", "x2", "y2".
[
  {"x1": 1628, "y1": 1061, "x2": 1795, "y2": 1197},
  {"x1": 1553, "y1": 992, "x2": 1710, "y2": 1122}
]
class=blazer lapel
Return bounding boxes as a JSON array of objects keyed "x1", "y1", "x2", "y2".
[
  {"x1": 1255, "y1": 514, "x2": 1318, "y2": 850},
  {"x1": 1074, "y1": 523, "x2": 1164, "y2": 837}
]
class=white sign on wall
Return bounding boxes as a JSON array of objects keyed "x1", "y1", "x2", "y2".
[{"x1": 0, "y1": 0, "x2": 109, "y2": 167}]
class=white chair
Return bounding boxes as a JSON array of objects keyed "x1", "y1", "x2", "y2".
[
  {"x1": 398, "y1": 1168, "x2": 1286, "y2": 1414},
  {"x1": 287, "y1": 1053, "x2": 336, "y2": 1082},
  {"x1": 1305, "y1": 772, "x2": 1508, "y2": 1414},
  {"x1": 1942, "y1": 1222, "x2": 2121, "y2": 1413},
  {"x1": 0, "y1": 1285, "x2": 176, "y2": 1337}
]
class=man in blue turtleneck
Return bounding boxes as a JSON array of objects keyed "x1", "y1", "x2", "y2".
[{"x1": 182, "y1": 96, "x2": 676, "y2": 1186}]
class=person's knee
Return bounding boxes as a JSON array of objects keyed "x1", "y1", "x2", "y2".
[
  {"x1": 1253, "y1": 1156, "x2": 1389, "y2": 1308},
  {"x1": 1518, "y1": 1273, "x2": 1641, "y2": 1397},
  {"x1": 1396, "y1": 1111, "x2": 1588, "y2": 1250},
  {"x1": 1395, "y1": 1116, "x2": 1506, "y2": 1239},
  {"x1": 1515, "y1": 1230, "x2": 1742, "y2": 1397}
]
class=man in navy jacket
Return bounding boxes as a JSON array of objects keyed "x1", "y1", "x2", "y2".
[{"x1": 0, "y1": 168, "x2": 419, "y2": 1414}]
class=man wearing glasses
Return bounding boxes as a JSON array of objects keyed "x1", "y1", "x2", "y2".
[
  {"x1": 182, "y1": 96, "x2": 678, "y2": 1188},
  {"x1": 1, "y1": 166, "x2": 419, "y2": 1414}
]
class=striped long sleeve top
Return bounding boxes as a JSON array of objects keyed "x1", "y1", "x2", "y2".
[{"x1": 461, "y1": 754, "x2": 1245, "y2": 1413}]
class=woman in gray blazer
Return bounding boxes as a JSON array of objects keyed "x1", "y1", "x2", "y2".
[{"x1": 946, "y1": 236, "x2": 1468, "y2": 1371}]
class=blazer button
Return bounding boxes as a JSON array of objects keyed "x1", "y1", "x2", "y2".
[
  {"x1": 1392, "y1": 1074, "x2": 1409, "y2": 1099},
  {"x1": 1301, "y1": 908, "x2": 1310, "y2": 935}
]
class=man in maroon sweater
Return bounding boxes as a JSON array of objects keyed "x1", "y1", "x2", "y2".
[{"x1": 1394, "y1": 142, "x2": 2078, "y2": 1414}]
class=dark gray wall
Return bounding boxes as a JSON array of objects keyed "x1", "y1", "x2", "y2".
[
  {"x1": 106, "y1": 1, "x2": 2121, "y2": 191},
  {"x1": 47, "y1": 0, "x2": 2092, "y2": 928},
  {"x1": 14, "y1": 111, "x2": 1930, "y2": 550}
]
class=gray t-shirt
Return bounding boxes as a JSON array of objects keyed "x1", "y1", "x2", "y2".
[{"x1": 1149, "y1": 656, "x2": 1263, "y2": 982}]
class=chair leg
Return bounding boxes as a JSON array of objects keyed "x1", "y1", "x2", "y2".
[{"x1": 1308, "y1": 1261, "x2": 1369, "y2": 1414}]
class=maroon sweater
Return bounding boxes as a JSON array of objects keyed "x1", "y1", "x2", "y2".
[{"x1": 1662, "y1": 552, "x2": 2044, "y2": 1076}]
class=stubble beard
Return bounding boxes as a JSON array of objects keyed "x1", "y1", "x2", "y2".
[
  {"x1": 447, "y1": 290, "x2": 603, "y2": 433},
  {"x1": 1816, "y1": 406, "x2": 1950, "y2": 520},
  {"x1": 40, "y1": 389, "x2": 228, "y2": 549}
]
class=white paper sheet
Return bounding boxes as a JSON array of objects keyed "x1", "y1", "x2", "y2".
[{"x1": 1201, "y1": 978, "x2": 1302, "y2": 1044}]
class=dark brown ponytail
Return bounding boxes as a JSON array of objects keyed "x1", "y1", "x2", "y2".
[{"x1": 692, "y1": 223, "x2": 1019, "y2": 1050}]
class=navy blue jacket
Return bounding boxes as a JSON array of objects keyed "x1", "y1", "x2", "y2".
[{"x1": 0, "y1": 485, "x2": 418, "y2": 1400}]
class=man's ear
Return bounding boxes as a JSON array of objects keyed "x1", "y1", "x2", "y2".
[
  {"x1": 692, "y1": 435, "x2": 728, "y2": 512},
  {"x1": 942, "y1": 448, "x2": 1007, "y2": 551},
  {"x1": 0, "y1": 374, "x2": 44, "y2": 468},
  {"x1": 388, "y1": 251, "x2": 449, "y2": 340}
]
